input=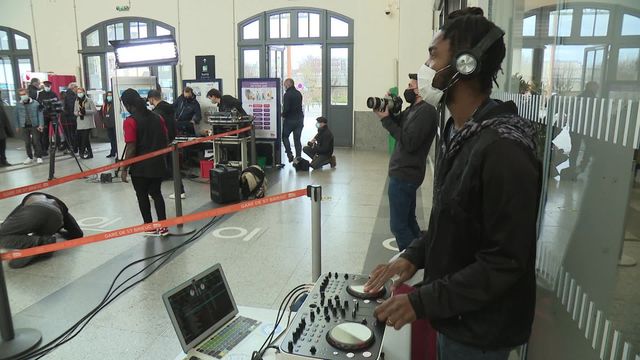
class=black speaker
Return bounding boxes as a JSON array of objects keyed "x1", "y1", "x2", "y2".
[{"x1": 210, "y1": 165, "x2": 240, "y2": 204}]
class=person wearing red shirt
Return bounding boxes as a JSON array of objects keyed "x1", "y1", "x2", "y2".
[{"x1": 119, "y1": 88, "x2": 169, "y2": 236}]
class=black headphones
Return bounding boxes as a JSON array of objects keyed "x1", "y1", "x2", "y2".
[{"x1": 453, "y1": 26, "x2": 505, "y2": 76}]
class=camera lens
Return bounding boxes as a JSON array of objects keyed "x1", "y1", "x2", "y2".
[{"x1": 366, "y1": 97, "x2": 376, "y2": 109}]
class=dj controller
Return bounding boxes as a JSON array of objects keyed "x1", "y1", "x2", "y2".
[{"x1": 277, "y1": 272, "x2": 390, "y2": 360}]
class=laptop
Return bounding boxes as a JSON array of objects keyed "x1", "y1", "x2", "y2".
[{"x1": 163, "y1": 264, "x2": 275, "y2": 360}]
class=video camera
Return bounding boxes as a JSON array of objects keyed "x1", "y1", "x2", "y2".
[
  {"x1": 366, "y1": 95, "x2": 403, "y2": 116},
  {"x1": 41, "y1": 98, "x2": 64, "y2": 114}
]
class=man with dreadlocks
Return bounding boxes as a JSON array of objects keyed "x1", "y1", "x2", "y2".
[{"x1": 365, "y1": 7, "x2": 541, "y2": 359}]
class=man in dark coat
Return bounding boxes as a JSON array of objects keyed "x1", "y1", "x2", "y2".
[
  {"x1": 281, "y1": 78, "x2": 304, "y2": 163},
  {"x1": 0, "y1": 89, "x2": 12, "y2": 166}
]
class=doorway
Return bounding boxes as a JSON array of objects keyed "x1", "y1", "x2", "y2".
[{"x1": 269, "y1": 44, "x2": 322, "y2": 143}]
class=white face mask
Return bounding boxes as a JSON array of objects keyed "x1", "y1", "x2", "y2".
[
  {"x1": 77, "y1": 93, "x2": 85, "y2": 99},
  {"x1": 44, "y1": 87, "x2": 51, "y2": 92},
  {"x1": 417, "y1": 64, "x2": 455, "y2": 107},
  {"x1": 20, "y1": 95, "x2": 29, "y2": 102},
  {"x1": 315, "y1": 122, "x2": 321, "y2": 129}
]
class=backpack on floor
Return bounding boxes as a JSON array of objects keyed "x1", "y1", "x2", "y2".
[
  {"x1": 293, "y1": 157, "x2": 310, "y2": 172},
  {"x1": 240, "y1": 165, "x2": 267, "y2": 199}
]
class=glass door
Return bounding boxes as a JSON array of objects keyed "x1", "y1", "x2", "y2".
[{"x1": 324, "y1": 44, "x2": 352, "y2": 146}]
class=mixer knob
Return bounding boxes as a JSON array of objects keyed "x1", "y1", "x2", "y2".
[
  {"x1": 332, "y1": 307, "x2": 338, "y2": 316},
  {"x1": 334, "y1": 272, "x2": 338, "y2": 279},
  {"x1": 316, "y1": 307, "x2": 321, "y2": 314},
  {"x1": 334, "y1": 295, "x2": 340, "y2": 301},
  {"x1": 325, "y1": 314, "x2": 331, "y2": 322},
  {"x1": 341, "y1": 308, "x2": 346, "y2": 317},
  {"x1": 324, "y1": 307, "x2": 329, "y2": 316},
  {"x1": 310, "y1": 346, "x2": 317, "y2": 355},
  {"x1": 328, "y1": 299, "x2": 333, "y2": 308},
  {"x1": 344, "y1": 273, "x2": 349, "y2": 280},
  {"x1": 328, "y1": 272, "x2": 332, "y2": 278},
  {"x1": 352, "y1": 308, "x2": 356, "y2": 319},
  {"x1": 344, "y1": 300, "x2": 349, "y2": 309},
  {"x1": 310, "y1": 312, "x2": 315, "y2": 322},
  {"x1": 361, "y1": 318, "x2": 368, "y2": 325},
  {"x1": 288, "y1": 341, "x2": 294, "y2": 352}
]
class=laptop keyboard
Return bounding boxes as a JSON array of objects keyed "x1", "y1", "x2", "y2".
[{"x1": 196, "y1": 316, "x2": 261, "y2": 359}]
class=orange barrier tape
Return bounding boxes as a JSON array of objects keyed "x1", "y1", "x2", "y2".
[
  {"x1": 0, "y1": 126, "x2": 252, "y2": 201},
  {"x1": 1, "y1": 188, "x2": 308, "y2": 261}
]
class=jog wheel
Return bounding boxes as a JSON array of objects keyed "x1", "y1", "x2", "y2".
[
  {"x1": 326, "y1": 322, "x2": 374, "y2": 351},
  {"x1": 346, "y1": 283, "x2": 386, "y2": 300}
]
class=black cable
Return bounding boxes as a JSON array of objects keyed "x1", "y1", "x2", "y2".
[{"x1": 16, "y1": 216, "x2": 223, "y2": 359}]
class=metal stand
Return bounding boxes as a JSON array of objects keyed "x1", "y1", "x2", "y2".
[
  {"x1": 307, "y1": 185, "x2": 322, "y2": 282},
  {"x1": 250, "y1": 125, "x2": 257, "y2": 166},
  {"x1": 0, "y1": 264, "x2": 41, "y2": 358},
  {"x1": 48, "y1": 115, "x2": 82, "y2": 180},
  {"x1": 169, "y1": 145, "x2": 195, "y2": 236}
]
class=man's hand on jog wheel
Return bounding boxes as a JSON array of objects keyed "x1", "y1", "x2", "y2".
[{"x1": 364, "y1": 257, "x2": 418, "y2": 330}]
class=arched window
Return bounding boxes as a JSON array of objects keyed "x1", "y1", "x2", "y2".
[
  {"x1": 80, "y1": 17, "x2": 176, "y2": 104},
  {"x1": 0, "y1": 26, "x2": 33, "y2": 105}
]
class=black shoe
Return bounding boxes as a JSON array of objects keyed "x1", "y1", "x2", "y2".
[
  {"x1": 287, "y1": 153, "x2": 294, "y2": 163},
  {"x1": 106, "y1": 154, "x2": 115, "y2": 158},
  {"x1": 330, "y1": 155, "x2": 337, "y2": 168}
]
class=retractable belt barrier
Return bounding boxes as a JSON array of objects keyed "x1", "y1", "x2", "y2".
[
  {"x1": 1, "y1": 188, "x2": 308, "y2": 261},
  {"x1": 0, "y1": 126, "x2": 252, "y2": 201}
]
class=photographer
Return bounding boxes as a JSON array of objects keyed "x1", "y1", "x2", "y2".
[
  {"x1": 365, "y1": 9, "x2": 540, "y2": 360},
  {"x1": 37, "y1": 81, "x2": 59, "y2": 154},
  {"x1": 302, "y1": 117, "x2": 336, "y2": 169},
  {"x1": 374, "y1": 73, "x2": 437, "y2": 252}
]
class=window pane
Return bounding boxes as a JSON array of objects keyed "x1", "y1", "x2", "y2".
[
  {"x1": 116, "y1": 23, "x2": 124, "y2": 40},
  {"x1": 548, "y1": 9, "x2": 573, "y2": 37},
  {"x1": 86, "y1": 30, "x2": 100, "y2": 46},
  {"x1": 157, "y1": 65, "x2": 174, "y2": 102},
  {"x1": 330, "y1": 87, "x2": 348, "y2": 105},
  {"x1": 243, "y1": 49, "x2": 260, "y2": 78},
  {"x1": 156, "y1": 26, "x2": 171, "y2": 36},
  {"x1": 130, "y1": 22, "x2": 139, "y2": 39},
  {"x1": 330, "y1": 17, "x2": 349, "y2": 37},
  {"x1": 330, "y1": 48, "x2": 349, "y2": 105},
  {"x1": 581, "y1": 9, "x2": 609, "y2": 37},
  {"x1": 17, "y1": 58, "x2": 32, "y2": 83},
  {"x1": 86, "y1": 55, "x2": 103, "y2": 89},
  {"x1": 622, "y1": 14, "x2": 640, "y2": 36},
  {"x1": 107, "y1": 23, "x2": 124, "y2": 42},
  {"x1": 280, "y1": 13, "x2": 290, "y2": 38},
  {"x1": 14, "y1": 34, "x2": 29, "y2": 50},
  {"x1": 243, "y1": 20, "x2": 260, "y2": 40},
  {"x1": 617, "y1": 48, "x2": 640, "y2": 81},
  {"x1": 139, "y1": 23, "x2": 147, "y2": 38},
  {"x1": 298, "y1": 12, "x2": 309, "y2": 38},
  {"x1": 309, "y1": 13, "x2": 320, "y2": 37},
  {"x1": 0, "y1": 31, "x2": 9, "y2": 50},
  {"x1": 523, "y1": 15, "x2": 536, "y2": 36},
  {"x1": 0, "y1": 57, "x2": 16, "y2": 105},
  {"x1": 269, "y1": 15, "x2": 280, "y2": 38}
]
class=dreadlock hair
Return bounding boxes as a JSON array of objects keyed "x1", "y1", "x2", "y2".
[{"x1": 440, "y1": 9, "x2": 506, "y2": 94}]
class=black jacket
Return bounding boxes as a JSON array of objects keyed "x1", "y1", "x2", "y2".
[
  {"x1": 11, "y1": 192, "x2": 83, "y2": 239},
  {"x1": 63, "y1": 89, "x2": 77, "y2": 122},
  {"x1": 0, "y1": 103, "x2": 12, "y2": 140},
  {"x1": 129, "y1": 110, "x2": 168, "y2": 178},
  {"x1": 36, "y1": 90, "x2": 59, "y2": 119},
  {"x1": 174, "y1": 95, "x2": 202, "y2": 123},
  {"x1": 282, "y1": 87, "x2": 303, "y2": 122},
  {"x1": 401, "y1": 100, "x2": 541, "y2": 350},
  {"x1": 314, "y1": 126, "x2": 334, "y2": 156},
  {"x1": 219, "y1": 95, "x2": 247, "y2": 115},
  {"x1": 153, "y1": 101, "x2": 176, "y2": 142},
  {"x1": 381, "y1": 100, "x2": 437, "y2": 185},
  {"x1": 28, "y1": 85, "x2": 39, "y2": 100}
]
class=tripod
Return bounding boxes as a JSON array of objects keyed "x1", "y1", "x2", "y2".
[{"x1": 48, "y1": 114, "x2": 83, "y2": 180}]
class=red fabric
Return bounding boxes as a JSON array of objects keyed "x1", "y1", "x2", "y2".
[
  {"x1": 158, "y1": 115, "x2": 168, "y2": 137},
  {"x1": 396, "y1": 283, "x2": 438, "y2": 360},
  {"x1": 123, "y1": 116, "x2": 136, "y2": 143}
]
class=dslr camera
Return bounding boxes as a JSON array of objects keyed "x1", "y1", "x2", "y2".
[
  {"x1": 41, "y1": 98, "x2": 64, "y2": 114},
  {"x1": 366, "y1": 95, "x2": 403, "y2": 115}
]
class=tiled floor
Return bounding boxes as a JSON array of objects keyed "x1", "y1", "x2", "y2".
[{"x1": 0, "y1": 137, "x2": 434, "y2": 359}]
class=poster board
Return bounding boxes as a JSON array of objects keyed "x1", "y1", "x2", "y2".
[
  {"x1": 238, "y1": 78, "x2": 282, "y2": 165},
  {"x1": 182, "y1": 79, "x2": 223, "y2": 119},
  {"x1": 111, "y1": 76, "x2": 157, "y2": 159}
]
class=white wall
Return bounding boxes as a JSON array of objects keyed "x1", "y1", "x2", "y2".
[{"x1": 0, "y1": 0, "x2": 435, "y2": 112}]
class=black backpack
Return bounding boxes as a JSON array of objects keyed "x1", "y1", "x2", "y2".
[
  {"x1": 293, "y1": 157, "x2": 310, "y2": 171},
  {"x1": 240, "y1": 165, "x2": 267, "y2": 199}
]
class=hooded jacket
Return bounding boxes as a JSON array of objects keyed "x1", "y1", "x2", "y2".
[
  {"x1": 400, "y1": 99, "x2": 542, "y2": 350},
  {"x1": 174, "y1": 94, "x2": 202, "y2": 123}
]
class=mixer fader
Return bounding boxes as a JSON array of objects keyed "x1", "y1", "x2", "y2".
[{"x1": 277, "y1": 272, "x2": 390, "y2": 360}]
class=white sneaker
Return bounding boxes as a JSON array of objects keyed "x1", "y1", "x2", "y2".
[
  {"x1": 36, "y1": 158, "x2": 43, "y2": 164},
  {"x1": 23, "y1": 158, "x2": 32, "y2": 165},
  {"x1": 169, "y1": 193, "x2": 186, "y2": 199}
]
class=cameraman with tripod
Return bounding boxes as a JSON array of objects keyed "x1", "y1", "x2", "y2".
[
  {"x1": 37, "y1": 81, "x2": 59, "y2": 155},
  {"x1": 373, "y1": 74, "x2": 437, "y2": 252}
]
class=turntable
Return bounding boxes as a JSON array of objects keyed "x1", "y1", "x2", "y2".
[{"x1": 277, "y1": 272, "x2": 390, "y2": 360}]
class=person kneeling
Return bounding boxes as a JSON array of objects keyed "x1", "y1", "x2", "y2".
[
  {"x1": 303, "y1": 117, "x2": 336, "y2": 170},
  {"x1": 0, "y1": 192, "x2": 83, "y2": 268}
]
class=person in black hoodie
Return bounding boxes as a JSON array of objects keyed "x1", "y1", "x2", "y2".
[
  {"x1": 0, "y1": 192, "x2": 83, "y2": 268},
  {"x1": 303, "y1": 116, "x2": 336, "y2": 169},
  {"x1": 280, "y1": 78, "x2": 304, "y2": 163},
  {"x1": 173, "y1": 87, "x2": 201, "y2": 136},
  {"x1": 365, "y1": 8, "x2": 541, "y2": 360}
]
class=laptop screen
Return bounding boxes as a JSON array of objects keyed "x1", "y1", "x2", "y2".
[{"x1": 164, "y1": 264, "x2": 238, "y2": 350}]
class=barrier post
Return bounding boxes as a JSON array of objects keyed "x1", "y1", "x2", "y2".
[
  {"x1": 169, "y1": 144, "x2": 195, "y2": 236},
  {"x1": 307, "y1": 185, "x2": 322, "y2": 282},
  {"x1": 0, "y1": 262, "x2": 41, "y2": 358},
  {"x1": 250, "y1": 124, "x2": 257, "y2": 166}
]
